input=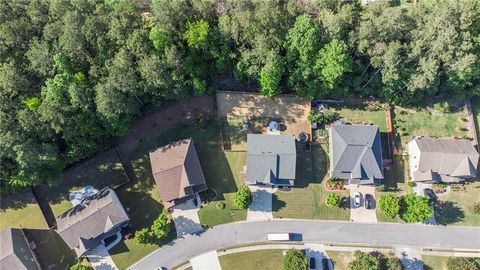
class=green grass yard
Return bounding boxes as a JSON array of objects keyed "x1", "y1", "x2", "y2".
[
  {"x1": 273, "y1": 144, "x2": 350, "y2": 220},
  {"x1": 422, "y1": 255, "x2": 448, "y2": 270},
  {"x1": 328, "y1": 101, "x2": 388, "y2": 132},
  {"x1": 0, "y1": 191, "x2": 48, "y2": 230},
  {"x1": 434, "y1": 181, "x2": 480, "y2": 226},
  {"x1": 328, "y1": 251, "x2": 354, "y2": 270},
  {"x1": 219, "y1": 249, "x2": 286, "y2": 270},
  {"x1": 394, "y1": 106, "x2": 468, "y2": 149}
]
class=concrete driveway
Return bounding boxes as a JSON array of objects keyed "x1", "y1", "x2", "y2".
[
  {"x1": 304, "y1": 243, "x2": 333, "y2": 270},
  {"x1": 171, "y1": 197, "x2": 203, "y2": 238},
  {"x1": 349, "y1": 185, "x2": 377, "y2": 223},
  {"x1": 247, "y1": 186, "x2": 277, "y2": 221},
  {"x1": 86, "y1": 245, "x2": 118, "y2": 270},
  {"x1": 190, "y1": 250, "x2": 222, "y2": 270},
  {"x1": 395, "y1": 246, "x2": 424, "y2": 270}
]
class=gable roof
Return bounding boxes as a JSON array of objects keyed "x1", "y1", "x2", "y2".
[
  {"x1": 149, "y1": 139, "x2": 207, "y2": 206},
  {"x1": 411, "y1": 137, "x2": 479, "y2": 178},
  {"x1": 56, "y1": 188, "x2": 129, "y2": 256},
  {"x1": 246, "y1": 134, "x2": 296, "y2": 185},
  {"x1": 330, "y1": 125, "x2": 384, "y2": 183},
  {"x1": 0, "y1": 228, "x2": 39, "y2": 270}
]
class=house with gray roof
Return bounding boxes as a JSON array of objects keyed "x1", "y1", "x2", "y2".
[
  {"x1": 246, "y1": 134, "x2": 296, "y2": 186},
  {"x1": 408, "y1": 137, "x2": 479, "y2": 183},
  {"x1": 0, "y1": 228, "x2": 40, "y2": 270},
  {"x1": 149, "y1": 138, "x2": 207, "y2": 208},
  {"x1": 329, "y1": 124, "x2": 384, "y2": 185},
  {"x1": 56, "y1": 188, "x2": 129, "y2": 257}
]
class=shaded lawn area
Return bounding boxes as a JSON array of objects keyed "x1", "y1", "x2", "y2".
[
  {"x1": 434, "y1": 180, "x2": 480, "y2": 226},
  {"x1": 422, "y1": 255, "x2": 448, "y2": 270},
  {"x1": 0, "y1": 191, "x2": 48, "y2": 230},
  {"x1": 472, "y1": 97, "x2": 480, "y2": 142},
  {"x1": 328, "y1": 251, "x2": 354, "y2": 270},
  {"x1": 219, "y1": 249, "x2": 286, "y2": 270},
  {"x1": 394, "y1": 106, "x2": 468, "y2": 150},
  {"x1": 42, "y1": 148, "x2": 129, "y2": 217},
  {"x1": 273, "y1": 144, "x2": 350, "y2": 220},
  {"x1": 221, "y1": 118, "x2": 265, "y2": 151},
  {"x1": 23, "y1": 229, "x2": 76, "y2": 270}
]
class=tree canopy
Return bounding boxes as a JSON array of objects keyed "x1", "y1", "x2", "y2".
[{"x1": 2, "y1": 0, "x2": 479, "y2": 194}]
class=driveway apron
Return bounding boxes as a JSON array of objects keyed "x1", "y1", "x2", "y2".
[
  {"x1": 190, "y1": 250, "x2": 222, "y2": 270},
  {"x1": 247, "y1": 186, "x2": 276, "y2": 221},
  {"x1": 171, "y1": 198, "x2": 203, "y2": 238}
]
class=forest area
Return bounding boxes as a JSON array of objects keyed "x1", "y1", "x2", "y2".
[{"x1": 1, "y1": 0, "x2": 479, "y2": 194}]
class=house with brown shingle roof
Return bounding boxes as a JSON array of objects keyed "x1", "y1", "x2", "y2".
[
  {"x1": 56, "y1": 188, "x2": 129, "y2": 257},
  {"x1": 149, "y1": 138, "x2": 207, "y2": 208}
]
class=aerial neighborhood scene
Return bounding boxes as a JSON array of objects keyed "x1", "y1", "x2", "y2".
[{"x1": 2, "y1": 0, "x2": 480, "y2": 270}]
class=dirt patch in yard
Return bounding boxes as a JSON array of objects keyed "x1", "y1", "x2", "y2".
[{"x1": 216, "y1": 91, "x2": 310, "y2": 151}]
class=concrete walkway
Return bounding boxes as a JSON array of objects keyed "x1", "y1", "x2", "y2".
[
  {"x1": 129, "y1": 220, "x2": 480, "y2": 269},
  {"x1": 190, "y1": 250, "x2": 222, "y2": 270},
  {"x1": 247, "y1": 186, "x2": 276, "y2": 221},
  {"x1": 87, "y1": 245, "x2": 118, "y2": 270},
  {"x1": 395, "y1": 246, "x2": 424, "y2": 270}
]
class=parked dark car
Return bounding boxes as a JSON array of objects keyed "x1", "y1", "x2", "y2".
[
  {"x1": 322, "y1": 258, "x2": 331, "y2": 270},
  {"x1": 365, "y1": 194, "x2": 374, "y2": 209},
  {"x1": 309, "y1": 257, "x2": 316, "y2": 269},
  {"x1": 424, "y1": 188, "x2": 437, "y2": 202}
]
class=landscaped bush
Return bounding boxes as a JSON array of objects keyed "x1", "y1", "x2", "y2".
[
  {"x1": 283, "y1": 249, "x2": 307, "y2": 270},
  {"x1": 151, "y1": 210, "x2": 171, "y2": 239},
  {"x1": 378, "y1": 194, "x2": 400, "y2": 219},
  {"x1": 233, "y1": 186, "x2": 253, "y2": 209},
  {"x1": 473, "y1": 202, "x2": 480, "y2": 215},
  {"x1": 133, "y1": 228, "x2": 152, "y2": 244},
  {"x1": 194, "y1": 114, "x2": 207, "y2": 129},
  {"x1": 70, "y1": 260, "x2": 94, "y2": 270},
  {"x1": 216, "y1": 201, "x2": 226, "y2": 210},
  {"x1": 348, "y1": 251, "x2": 379, "y2": 270},
  {"x1": 401, "y1": 194, "x2": 433, "y2": 223},
  {"x1": 446, "y1": 257, "x2": 480, "y2": 270},
  {"x1": 307, "y1": 110, "x2": 339, "y2": 125},
  {"x1": 326, "y1": 193, "x2": 341, "y2": 208},
  {"x1": 326, "y1": 178, "x2": 345, "y2": 190},
  {"x1": 407, "y1": 181, "x2": 415, "y2": 187}
]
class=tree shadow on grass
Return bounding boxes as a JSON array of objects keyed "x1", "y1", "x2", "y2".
[
  {"x1": 272, "y1": 193, "x2": 287, "y2": 213},
  {"x1": 434, "y1": 200, "x2": 465, "y2": 225}
]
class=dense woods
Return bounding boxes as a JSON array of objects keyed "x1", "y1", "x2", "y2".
[{"x1": 1, "y1": 0, "x2": 479, "y2": 193}]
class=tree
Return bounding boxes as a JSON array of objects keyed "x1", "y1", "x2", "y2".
[
  {"x1": 70, "y1": 259, "x2": 94, "y2": 270},
  {"x1": 378, "y1": 194, "x2": 400, "y2": 219},
  {"x1": 446, "y1": 257, "x2": 479, "y2": 270},
  {"x1": 134, "y1": 228, "x2": 152, "y2": 245},
  {"x1": 233, "y1": 186, "x2": 253, "y2": 209},
  {"x1": 183, "y1": 20, "x2": 209, "y2": 48},
  {"x1": 151, "y1": 210, "x2": 171, "y2": 239},
  {"x1": 149, "y1": 26, "x2": 171, "y2": 52},
  {"x1": 401, "y1": 194, "x2": 433, "y2": 223},
  {"x1": 259, "y1": 52, "x2": 284, "y2": 98},
  {"x1": 348, "y1": 251, "x2": 379, "y2": 270},
  {"x1": 326, "y1": 193, "x2": 341, "y2": 208},
  {"x1": 283, "y1": 249, "x2": 307, "y2": 270},
  {"x1": 315, "y1": 39, "x2": 352, "y2": 95}
]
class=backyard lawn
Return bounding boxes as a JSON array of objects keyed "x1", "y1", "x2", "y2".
[
  {"x1": 328, "y1": 251, "x2": 354, "y2": 270},
  {"x1": 0, "y1": 191, "x2": 48, "y2": 230},
  {"x1": 273, "y1": 144, "x2": 350, "y2": 220},
  {"x1": 433, "y1": 180, "x2": 480, "y2": 226},
  {"x1": 327, "y1": 101, "x2": 388, "y2": 131},
  {"x1": 394, "y1": 105, "x2": 468, "y2": 150},
  {"x1": 471, "y1": 97, "x2": 480, "y2": 143},
  {"x1": 219, "y1": 249, "x2": 286, "y2": 270}
]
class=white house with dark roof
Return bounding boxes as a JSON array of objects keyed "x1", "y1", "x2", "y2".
[
  {"x1": 408, "y1": 137, "x2": 479, "y2": 183},
  {"x1": 329, "y1": 124, "x2": 384, "y2": 185},
  {"x1": 245, "y1": 134, "x2": 296, "y2": 186},
  {"x1": 56, "y1": 188, "x2": 129, "y2": 257}
]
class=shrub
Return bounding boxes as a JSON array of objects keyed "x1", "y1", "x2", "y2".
[
  {"x1": 446, "y1": 257, "x2": 479, "y2": 270},
  {"x1": 134, "y1": 228, "x2": 152, "y2": 244},
  {"x1": 283, "y1": 249, "x2": 307, "y2": 270},
  {"x1": 216, "y1": 201, "x2": 226, "y2": 210},
  {"x1": 401, "y1": 193, "x2": 433, "y2": 223},
  {"x1": 378, "y1": 194, "x2": 400, "y2": 219},
  {"x1": 307, "y1": 111, "x2": 322, "y2": 124},
  {"x1": 151, "y1": 210, "x2": 171, "y2": 239},
  {"x1": 307, "y1": 110, "x2": 339, "y2": 125},
  {"x1": 348, "y1": 251, "x2": 379, "y2": 270},
  {"x1": 473, "y1": 202, "x2": 480, "y2": 215},
  {"x1": 194, "y1": 114, "x2": 206, "y2": 129},
  {"x1": 70, "y1": 260, "x2": 94, "y2": 270},
  {"x1": 233, "y1": 186, "x2": 253, "y2": 209},
  {"x1": 322, "y1": 110, "x2": 339, "y2": 123},
  {"x1": 407, "y1": 181, "x2": 415, "y2": 187},
  {"x1": 433, "y1": 101, "x2": 450, "y2": 113},
  {"x1": 435, "y1": 182, "x2": 446, "y2": 189},
  {"x1": 326, "y1": 193, "x2": 341, "y2": 208}
]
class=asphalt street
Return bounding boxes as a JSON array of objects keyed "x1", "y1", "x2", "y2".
[{"x1": 128, "y1": 220, "x2": 480, "y2": 270}]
